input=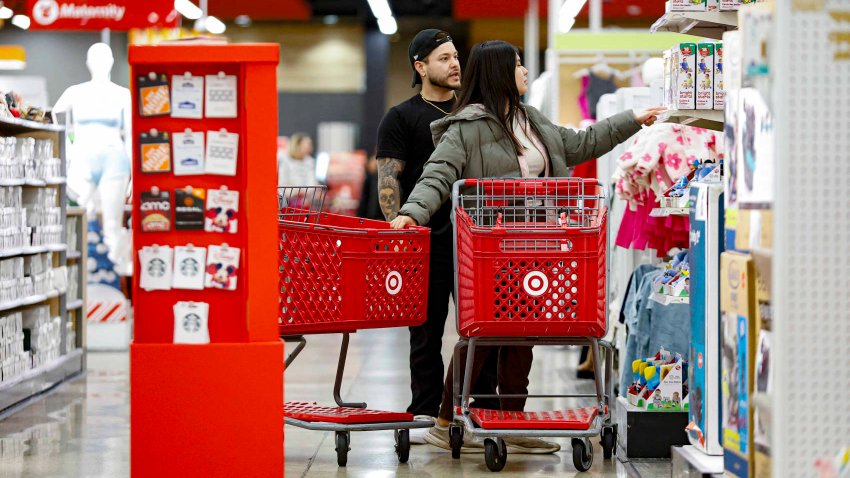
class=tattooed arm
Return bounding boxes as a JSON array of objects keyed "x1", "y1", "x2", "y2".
[{"x1": 377, "y1": 157, "x2": 404, "y2": 221}]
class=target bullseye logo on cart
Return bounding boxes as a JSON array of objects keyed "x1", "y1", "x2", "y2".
[
  {"x1": 523, "y1": 271, "x2": 549, "y2": 297},
  {"x1": 385, "y1": 271, "x2": 403, "y2": 295}
]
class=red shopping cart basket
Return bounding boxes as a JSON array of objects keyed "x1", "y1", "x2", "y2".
[
  {"x1": 453, "y1": 178, "x2": 607, "y2": 338},
  {"x1": 278, "y1": 187, "x2": 430, "y2": 335}
]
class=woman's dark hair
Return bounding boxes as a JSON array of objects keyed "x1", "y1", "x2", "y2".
[{"x1": 455, "y1": 40, "x2": 526, "y2": 154}]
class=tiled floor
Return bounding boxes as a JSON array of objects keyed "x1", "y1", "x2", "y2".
[{"x1": 0, "y1": 326, "x2": 670, "y2": 477}]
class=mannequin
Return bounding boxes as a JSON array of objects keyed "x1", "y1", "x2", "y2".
[{"x1": 53, "y1": 43, "x2": 132, "y2": 275}]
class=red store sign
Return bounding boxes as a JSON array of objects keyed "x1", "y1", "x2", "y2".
[{"x1": 28, "y1": 0, "x2": 180, "y2": 30}]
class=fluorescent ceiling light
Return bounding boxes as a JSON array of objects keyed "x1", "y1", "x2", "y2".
[
  {"x1": 0, "y1": 6, "x2": 13, "y2": 20},
  {"x1": 367, "y1": 0, "x2": 392, "y2": 20},
  {"x1": 558, "y1": 0, "x2": 587, "y2": 33},
  {"x1": 11, "y1": 15, "x2": 30, "y2": 30},
  {"x1": 234, "y1": 15, "x2": 251, "y2": 27},
  {"x1": 377, "y1": 16, "x2": 397, "y2": 36},
  {"x1": 174, "y1": 0, "x2": 203, "y2": 20},
  {"x1": 323, "y1": 15, "x2": 339, "y2": 25},
  {"x1": 205, "y1": 15, "x2": 226, "y2": 34}
]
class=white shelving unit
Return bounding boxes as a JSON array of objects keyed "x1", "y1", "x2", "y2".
[
  {"x1": 651, "y1": 9, "x2": 738, "y2": 40},
  {"x1": 659, "y1": 109, "x2": 725, "y2": 131},
  {"x1": 0, "y1": 117, "x2": 85, "y2": 415},
  {"x1": 650, "y1": 207, "x2": 690, "y2": 217}
]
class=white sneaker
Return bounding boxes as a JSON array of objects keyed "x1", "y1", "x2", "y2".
[
  {"x1": 504, "y1": 436, "x2": 561, "y2": 454},
  {"x1": 409, "y1": 415, "x2": 435, "y2": 445},
  {"x1": 424, "y1": 424, "x2": 485, "y2": 453}
]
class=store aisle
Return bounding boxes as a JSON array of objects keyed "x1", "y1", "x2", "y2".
[{"x1": 0, "y1": 329, "x2": 671, "y2": 477}]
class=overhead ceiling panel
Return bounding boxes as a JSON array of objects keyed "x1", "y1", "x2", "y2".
[
  {"x1": 453, "y1": 0, "x2": 664, "y2": 20},
  {"x1": 207, "y1": 0, "x2": 312, "y2": 21}
]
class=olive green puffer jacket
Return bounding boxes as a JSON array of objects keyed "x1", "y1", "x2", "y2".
[{"x1": 398, "y1": 103, "x2": 642, "y2": 227}]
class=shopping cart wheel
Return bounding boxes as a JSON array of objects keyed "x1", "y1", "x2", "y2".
[
  {"x1": 484, "y1": 438, "x2": 507, "y2": 472},
  {"x1": 395, "y1": 429, "x2": 410, "y2": 464},
  {"x1": 601, "y1": 426, "x2": 616, "y2": 459},
  {"x1": 571, "y1": 437, "x2": 593, "y2": 472},
  {"x1": 449, "y1": 425, "x2": 463, "y2": 459},
  {"x1": 335, "y1": 431, "x2": 350, "y2": 467}
]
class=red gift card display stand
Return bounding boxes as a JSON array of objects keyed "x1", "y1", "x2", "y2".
[{"x1": 128, "y1": 44, "x2": 283, "y2": 477}]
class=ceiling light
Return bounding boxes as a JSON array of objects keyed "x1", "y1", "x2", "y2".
[
  {"x1": 366, "y1": 0, "x2": 392, "y2": 20},
  {"x1": 11, "y1": 14, "x2": 30, "y2": 30},
  {"x1": 377, "y1": 16, "x2": 397, "y2": 36},
  {"x1": 558, "y1": 0, "x2": 587, "y2": 33},
  {"x1": 174, "y1": 0, "x2": 202, "y2": 20},
  {"x1": 234, "y1": 15, "x2": 251, "y2": 27},
  {"x1": 0, "y1": 6, "x2": 13, "y2": 20},
  {"x1": 323, "y1": 15, "x2": 339, "y2": 25},
  {"x1": 205, "y1": 15, "x2": 226, "y2": 34}
]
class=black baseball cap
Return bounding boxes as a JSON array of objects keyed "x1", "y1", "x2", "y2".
[{"x1": 409, "y1": 29, "x2": 453, "y2": 87}]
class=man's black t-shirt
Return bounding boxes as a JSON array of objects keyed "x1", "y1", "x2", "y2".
[{"x1": 376, "y1": 94, "x2": 455, "y2": 242}]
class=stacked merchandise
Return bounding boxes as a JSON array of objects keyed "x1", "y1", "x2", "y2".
[
  {"x1": 670, "y1": 0, "x2": 765, "y2": 12},
  {"x1": 663, "y1": 41, "x2": 725, "y2": 112},
  {"x1": 626, "y1": 347, "x2": 689, "y2": 412},
  {"x1": 0, "y1": 254, "x2": 68, "y2": 307},
  {"x1": 23, "y1": 188, "x2": 62, "y2": 247},
  {"x1": 653, "y1": 250, "x2": 691, "y2": 302},
  {"x1": 0, "y1": 258, "x2": 23, "y2": 305},
  {"x1": 613, "y1": 124, "x2": 724, "y2": 255},
  {"x1": 0, "y1": 186, "x2": 25, "y2": 250},
  {"x1": 0, "y1": 311, "x2": 27, "y2": 383},
  {"x1": 0, "y1": 137, "x2": 62, "y2": 184},
  {"x1": 23, "y1": 305, "x2": 61, "y2": 369},
  {"x1": 0, "y1": 91, "x2": 50, "y2": 124}
]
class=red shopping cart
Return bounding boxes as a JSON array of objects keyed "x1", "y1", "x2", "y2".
[
  {"x1": 448, "y1": 178, "x2": 617, "y2": 472},
  {"x1": 278, "y1": 186, "x2": 433, "y2": 466}
]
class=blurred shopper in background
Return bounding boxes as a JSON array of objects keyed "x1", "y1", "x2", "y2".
[
  {"x1": 376, "y1": 29, "x2": 499, "y2": 450},
  {"x1": 278, "y1": 132, "x2": 318, "y2": 187},
  {"x1": 391, "y1": 40, "x2": 663, "y2": 454}
]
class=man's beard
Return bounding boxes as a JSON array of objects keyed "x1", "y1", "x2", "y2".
[{"x1": 428, "y1": 72, "x2": 460, "y2": 91}]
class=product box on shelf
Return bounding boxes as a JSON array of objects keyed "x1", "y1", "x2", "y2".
[
  {"x1": 720, "y1": 252, "x2": 758, "y2": 478},
  {"x1": 671, "y1": 0, "x2": 707, "y2": 11},
  {"x1": 676, "y1": 43, "x2": 697, "y2": 110},
  {"x1": 707, "y1": 0, "x2": 719, "y2": 11},
  {"x1": 697, "y1": 43, "x2": 715, "y2": 110},
  {"x1": 714, "y1": 43, "x2": 725, "y2": 110}
]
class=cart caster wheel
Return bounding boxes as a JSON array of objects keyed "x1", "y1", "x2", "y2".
[
  {"x1": 484, "y1": 437, "x2": 507, "y2": 472},
  {"x1": 449, "y1": 425, "x2": 464, "y2": 459},
  {"x1": 601, "y1": 426, "x2": 616, "y2": 459},
  {"x1": 335, "y1": 431, "x2": 350, "y2": 467},
  {"x1": 571, "y1": 437, "x2": 593, "y2": 472},
  {"x1": 395, "y1": 429, "x2": 410, "y2": 464}
]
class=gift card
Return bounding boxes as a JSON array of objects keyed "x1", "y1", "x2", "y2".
[
  {"x1": 174, "y1": 187, "x2": 206, "y2": 230},
  {"x1": 205, "y1": 244, "x2": 240, "y2": 291},
  {"x1": 205, "y1": 188, "x2": 239, "y2": 234},
  {"x1": 139, "y1": 190, "x2": 171, "y2": 232},
  {"x1": 171, "y1": 73, "x2": 204, "y2": 119},
  {"x1": 205, "y1": 130, "x2": 239, "y2": 176},
  {"x1": 205, "y1": 73, "x2": 237, "y2": 118},
  {"x1": 172, "y1": 130, "x2": 205, "y2": 176},
  {"x1": 138, "y1": 72, "x2": 171, "y2": 117},
  {"x1": 140, "y1": 130, "x2": 172, "y2": 173},
  {"x1": 173, "y1": 301, "x2": 210, "y2": 344},
  {"x1": 139, "y1": 245, "x2": 173, "y2": 291},
  {"x1": 172, "y1": 245, "x2": 206, "y2": 290}
]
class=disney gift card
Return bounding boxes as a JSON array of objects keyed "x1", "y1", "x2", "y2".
[
  {"x1": 205, "y1": 188, "x2": 239, "y2": 234},
  {"x1": 205, "y1": 244, "x2": 240, "y2": 291}
]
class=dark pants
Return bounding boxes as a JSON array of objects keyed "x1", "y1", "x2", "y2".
[
  {"x1": 408, "y1": 243, "x2": 499, "y2": 417},
  {"x1": 439, "y1": 344, "x2": 534, "y2": 422}
]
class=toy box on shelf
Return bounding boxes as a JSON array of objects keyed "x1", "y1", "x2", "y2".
[
  {"x1": 627, "y1": 347, "x2": 689, "y2": 412},
  {"x1": 128, "y1": 44, "x2": 283, "y2": 477}
]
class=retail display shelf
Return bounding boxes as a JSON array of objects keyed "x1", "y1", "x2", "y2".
[
  {"x1": 0, "y1": 348, "x2": 84, "y2": 414},
  {"x1": 0, "y1": 244, "x2": 67, "y2": 258},
  {"x1": 0, "y1": 116, "x2": 64, "y2": 134},
  {"x1": 650, "y1": 292, "x2": 690, "y2": 305},
  {"x1": 651, "y1": 9, "x2": 737, "y2": 40},
  {"x1": 0, "y1": 289, "x2": 62, "y2": 313},
  {"x1": 43, "y1": 177, "x2": 67, "y2": 185},
  {"x1": 671, "y1": 444, "x2": 725, "y2": 474},
  {"x1": 66, "y1": 250, "x2": 82, "y2": 259},
  {"x1": 660, "y1": 109, "x2": 725, "y2": 131},
  {"x1": 67, "y1": 299, "x2": 84, "y2": 310},
  {"x1": 650, "y1": 207, "x2": 689, "y2": 217},
  {"x1": 0, "y1": 178, "x2": 24, "y2": 186}
]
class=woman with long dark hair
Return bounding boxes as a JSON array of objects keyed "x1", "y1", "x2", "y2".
[{"x1": 391, "y1": 40, "x2": 663, "y2": 453}]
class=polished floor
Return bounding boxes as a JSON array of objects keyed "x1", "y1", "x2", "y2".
[{"x1": 0, "y1": 325, "x2": 670, "y2": 477}]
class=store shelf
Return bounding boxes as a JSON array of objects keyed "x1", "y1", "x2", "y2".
[
  {"x1": 671, "y1": 445, "x2": 724, "y2": 475},
  {"x1": 43, "y1": 177, "x2": 67, "y2": 185},
  {"x1": 67, "y1": 299, "x2": 84, "y2": 310},
  {"x1": 0, "y1": 244, "x2": 67, "y2": 258},
  {"x1": 660, "y1": 109, "x2": 725, "y2": 131},
  {"x1": 0, "y1": 116, "x2": 63, "y2": 134},
  {"x1": 651, "y1": 9, "x2": 737, "y2": 40},
  {"x1": 0, "y1": 289, "x2": 62, "y2": 313},
  {"x1": 651, "y1": 207, "x2": 690, "y2": 217},
  {"x1": 0, "y1": 178, "x2": 25, "y2": 186},
  {"x1": 0, "y1": 349, "x2": 84, "y2": 414},
  {"x1": 651, "y1": 292, "x2": 690, "y2": 305},
  {"x1": 66, "y1": 250, "x2": 82, "y2": 259},
  {"x1": 0, "y1": 177, "x2": 65, "y2": 187}
]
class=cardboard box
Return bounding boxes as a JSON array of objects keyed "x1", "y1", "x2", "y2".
[
  {"x1": 720, "y1": 252, "x2": 758, "y2": 478},
  {"x1": 708, "y1": 0, "x2": 720, "y2": 11},
  {"x1": 671, "y1": 0, "x2": 707, "y2": 11},
  {"x1": 715, "y1": 42, "x2": 725, "y2": 110},
  {"x1": 752, "y1": 330, "x2": 772, "y2": 478},
  {"x1": 721, "y1": 0, "x2": 742, "y2": 9},
  {"x1": 676, "y1": 43, "x2": 697, "y2": 110},
  {"x1": 697, "y1": 43, "x2": 715, "y2": 110}
]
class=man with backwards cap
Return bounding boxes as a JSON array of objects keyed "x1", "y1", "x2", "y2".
[{"x1": 376, "y1": 30, "x2": 558, "y2": 454}]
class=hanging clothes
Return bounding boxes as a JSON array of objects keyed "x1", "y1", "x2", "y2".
[{"x1": 587, "y1": 71, "x2": 618, "y2": 119}]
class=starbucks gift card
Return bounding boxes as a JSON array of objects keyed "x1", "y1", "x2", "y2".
[
  {"x1": 205, "y1": 244, "x2": 240, "y2": 291},
  {"x1": 174, "y1": 187, "x2": 206, "y2": 230},
  {"x1": 139, "y1": 245, "x2": 173, "y2": 291},
  {"x1": 172, "y1": 245, "x2": 206, "y2": 290},
  {"x1": 173, "y1": 301, "x2": 210, "y2": 344},
  {"x1": 139, "y1": 189, "x2": 171, "y2": 232}
]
